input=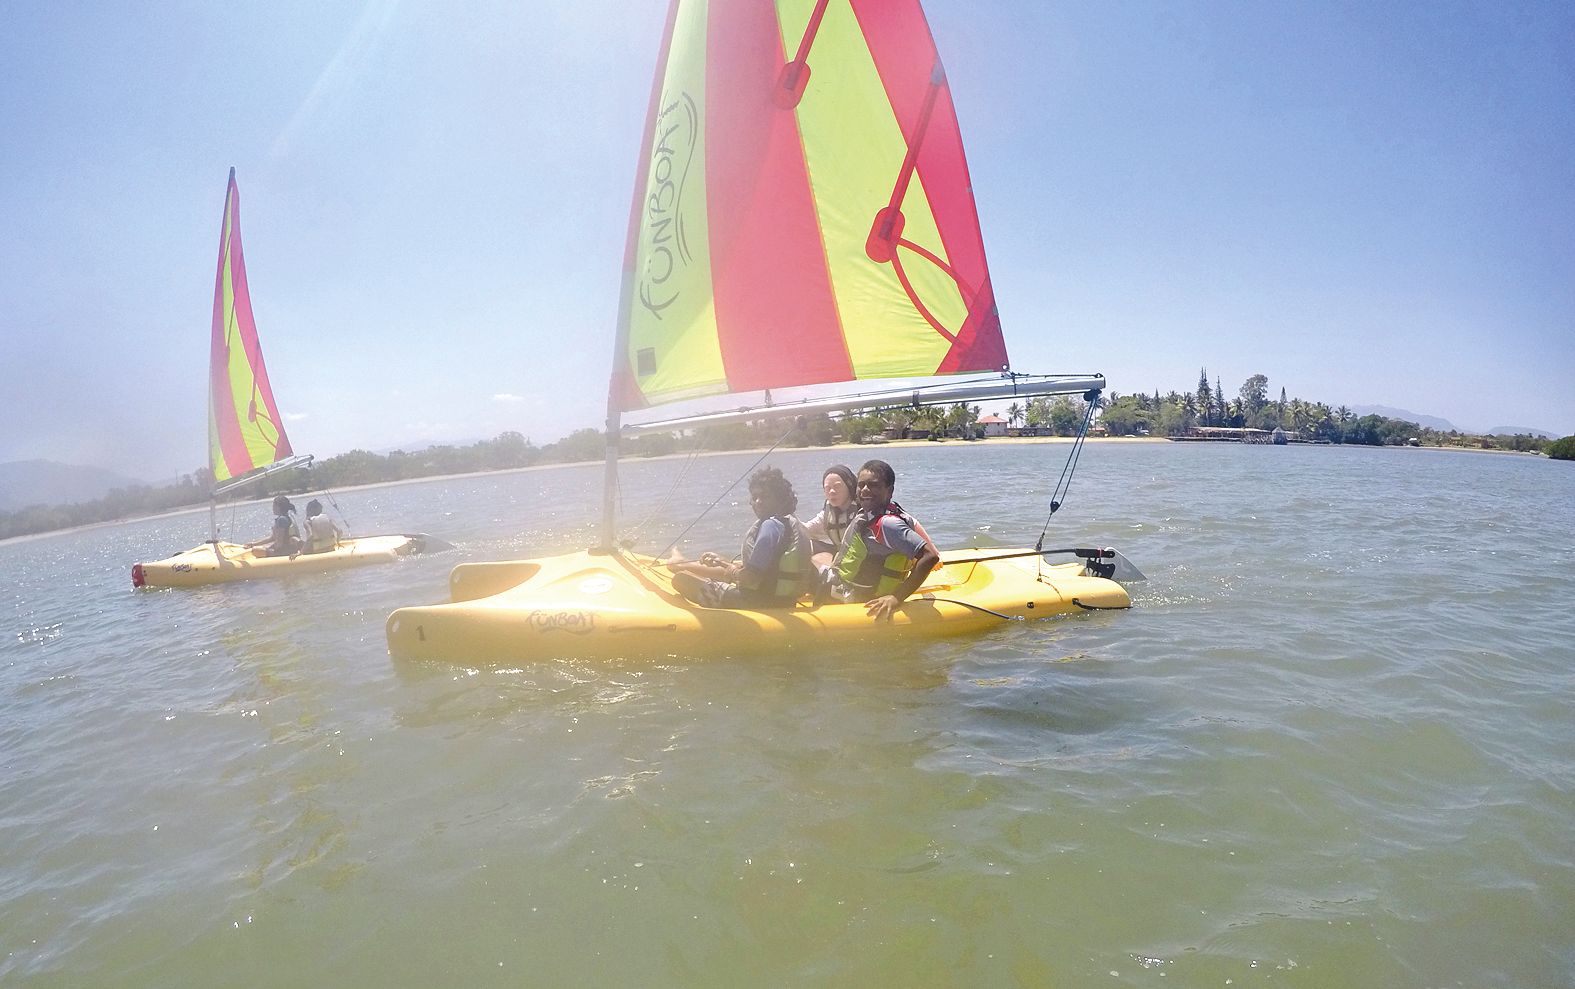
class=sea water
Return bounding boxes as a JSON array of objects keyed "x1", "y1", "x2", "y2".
[{"x1": 2, "y1": 442, "x2": 1572, "y2": 986}]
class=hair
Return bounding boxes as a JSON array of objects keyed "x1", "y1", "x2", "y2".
[
  {"x1": 822, "y1": 465, "x2": 856, "y2": 503},
  {"x1": 858, "y1": 459, "x2": 896, "y2": 489},
  {"x1": 306, "y1": 499, "x2": 323, "y2": 517},
  {"x1": 272, "y1": 495, "x2": 295, "y2": 514},
  {"x1": 748, "y1": 466, "x2": 797, "y2": 515}
]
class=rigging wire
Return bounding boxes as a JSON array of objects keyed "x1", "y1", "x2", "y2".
[
  {"x1": 1033, "y1": 391, "x2": 1100, "y2": 575},
  {"x1": 315, "y1": 481, "x2": 355, "y2": 538},
  {"x1": 655, "y1": 419, "x2": 801, "y2": 559},
  {"x1": 626, "y1": 444, "x2": 705, "y2": 545}
]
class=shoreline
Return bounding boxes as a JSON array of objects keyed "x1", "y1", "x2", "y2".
[{"x1": 0, "y1": 436, "x2": 1548, "y2": 547}]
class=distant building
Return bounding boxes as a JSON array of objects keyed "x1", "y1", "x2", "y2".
[
  {"x1": 1173, "y1": 426, "x2": 1276, "y2": 444},
  {"x1": 977, "y1": 413, "x2": 1007, "y2": 438}
]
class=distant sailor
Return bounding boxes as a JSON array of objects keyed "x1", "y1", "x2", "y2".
[
  {"x1": 826, "y1": 460, "x2": 941, "y2": 621},
  {"x1": 669, "y1": 467, "x2": 814, "y2": 609},
  {"x1": 301, "y1": 499, "x2": 343, "y2": 554}
]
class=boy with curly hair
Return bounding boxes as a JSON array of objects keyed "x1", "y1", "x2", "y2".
[{"x1": 669, "y1": 466, "x2": 814, "y2": 608}]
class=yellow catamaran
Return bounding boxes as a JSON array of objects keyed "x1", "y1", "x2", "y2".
[
  {"x1": 134, "y1": 169, "x2": 436, "y2": 588},
  {"x1": 386, "y1": 0, "x2": 1136, "y2": 661}
]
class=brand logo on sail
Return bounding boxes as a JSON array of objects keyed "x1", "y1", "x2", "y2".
[{"x1": 638, "y1": 90, "x2": 698, "y2": 320}]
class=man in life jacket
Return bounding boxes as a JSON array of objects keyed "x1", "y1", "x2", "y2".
[
  {"x1": 828, "y1": 459, "x2": 941, "y2": 621},
  {"x1": 669, "y1": 466, "x2": 814, "y2": 609}
]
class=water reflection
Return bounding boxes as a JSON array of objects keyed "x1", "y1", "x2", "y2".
[
  {"x1": 210, "y1": 618, "x2": 357, "y2": 897},
  {"x1": 2, "y1": 443, "x2": 1573, "y2": 985}
]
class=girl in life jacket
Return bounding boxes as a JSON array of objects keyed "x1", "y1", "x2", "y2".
[
  {"x1": 804, "y1": 464, "x2": 858, "y2": 569},
  {"x1": 301, "y1": 499, "x2": 344, "y2": 554},
  {"x1": 669, "y1": 467, "x2": 815, "y2": 609},
  {"x1": 827, "y1": 460, "x2": 942, "y2": 620},
  {"x1": 247, "y1": 495, "x2": 301, "y2": 558}
]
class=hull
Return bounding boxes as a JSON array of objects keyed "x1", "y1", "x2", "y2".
[
  {"x1": 134, "y1": 534, "x2": 424, "y2": 588},
  {"x1": 385, "y1": 547, "x2": 1130, "y2": 665}
]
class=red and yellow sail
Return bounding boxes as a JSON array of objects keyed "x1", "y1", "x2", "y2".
[
  {"x1": 207, "y1": 168, "x2": 293, "y2": 483},
  {"x1": 612, "y1": 0, "x2": 1008, "y2": 413}
]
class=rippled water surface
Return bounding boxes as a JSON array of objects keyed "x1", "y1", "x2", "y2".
[{"x1": 3, "y1": 442, "x2": 1572, "y2": 986}]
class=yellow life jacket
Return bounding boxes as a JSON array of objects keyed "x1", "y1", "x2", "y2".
[
  {"x1": 740, "y1": 515, "x2": 813, "y2": 602},
  {"x1": 835, "y1": 505, "x2": 918, "y2": 599}
]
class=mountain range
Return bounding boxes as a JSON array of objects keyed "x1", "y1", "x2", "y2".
[
  {"x1": 0, "y1": 460, "x2": 141, "y2": 513},
  {"x1": 1349, "y1": 405, "x2": 1460, "y2": 432},
  {"x1": 1484, "y1": 426, "x2": 1558, "y2": 439},
  {"x1": 1348, "y1": 406, "x2": 1558, "y2": 438}
]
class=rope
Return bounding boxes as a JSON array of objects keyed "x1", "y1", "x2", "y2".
[
  {"x1": 627, "y1": 445, "x2": 704, "y2": 544},
  {"x1": 657, "y1": 420, "x2": 799, "y2": 558},
  {"x1": 924, "y1": 596, "x2": 1021, "y2": 621}
]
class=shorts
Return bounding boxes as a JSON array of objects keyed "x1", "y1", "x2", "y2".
[
  {"x1": 694, "y1": 578, "x2": 745, "y2": 609},
  {"x1": 682, "y1": 577, "x2": 799, "y2": 610}
]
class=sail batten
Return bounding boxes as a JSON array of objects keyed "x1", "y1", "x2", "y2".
[
  {"x1": 207, "y1": 169, "x2": 293, "y2": 484},
  {"x1": 615, "y1": 0, "x2": 1008, "y2": 414}
]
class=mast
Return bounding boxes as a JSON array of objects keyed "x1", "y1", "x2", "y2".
[
  {"x1": 207, "y1": 168, "x2": 232, "y2": 544},
  {"x1": 602, "y1": 0, "x2": 683, "y2": 550}
]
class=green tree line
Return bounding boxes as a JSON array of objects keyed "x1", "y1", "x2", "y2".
[
  {"x1": 5, "y1": 386, "x2": 1568, "y2": 541},
  {"x1": 1095, "y1": 368, "x2": 1568, "y2": 456},
  {"x1": 0, "y1": 401, "x2": 1007, "y2": 541}
]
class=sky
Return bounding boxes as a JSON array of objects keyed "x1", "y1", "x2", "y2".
[{"x1": 2, "y1": 0, "x2": 1571, "y2": 481}]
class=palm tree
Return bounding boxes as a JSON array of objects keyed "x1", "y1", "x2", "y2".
[
  {"x1": 1285, "y1": 398, "x2": 1309, "y2": 432},
  {"x1": 1311, "y1": 406, "x2": 1334, "y2": 439},
  {"x1": 886, "y1": 407, "x2": 916, "y2": 434},
  {"x1": 1007, "y1": 402, "x2": 1023, "y2": 429},
  {"x1": 961, "y1": 403, "x2": 982, "y2": 437}
]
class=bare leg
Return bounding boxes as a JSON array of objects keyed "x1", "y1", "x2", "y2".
[{"x1": 671, "y1": 571, "x2": 705, "y2": 604}]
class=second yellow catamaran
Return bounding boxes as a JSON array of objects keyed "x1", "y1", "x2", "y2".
[{"x1": 134, "y1": 169, "x2": 440, "y2": 588}]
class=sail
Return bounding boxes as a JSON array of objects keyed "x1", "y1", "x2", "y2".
[
  {"x1": 612, "y1": 0, "x2": 1008, "y2": 413},
  {"x1": 207, "y1": 168, "x2": 294, "y2": 483}
]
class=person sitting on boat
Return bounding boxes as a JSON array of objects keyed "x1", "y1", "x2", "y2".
[
  {"x1": 803, "y1": 464, "x2": 858, "y2": 569},
  {"x1": 826, "y1": 459, "x2": 942, "y2": 621},
  {"x1": 247, "y1": 495, "x2": 301, "y2": 558},
  {"x1": 669, "y1": 467, "x2": 814, "y2": 609},
  {"x1": 300, "y1": 499, "x2": 343, "y2": 554}
]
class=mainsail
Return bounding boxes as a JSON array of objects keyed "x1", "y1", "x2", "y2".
[
  {"x1": 207, "y1": 168, "x2": 294, "y2": 484},
  {"x1": 612, "y1": 0, "x2": 1007, "y2": 414}
]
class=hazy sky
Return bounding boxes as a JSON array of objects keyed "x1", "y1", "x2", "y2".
[{"x1": 2, "y1": 0, "x2": 1571, "y2": 480}]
